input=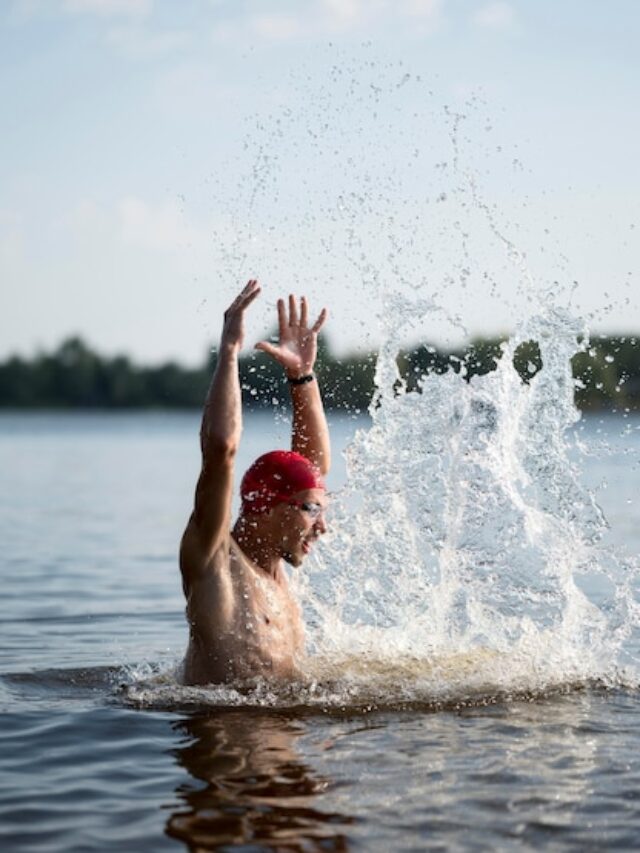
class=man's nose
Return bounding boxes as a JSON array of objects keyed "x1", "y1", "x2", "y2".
[{"x1": 314, "y1": 513, "x2": 327, "y2": 535}]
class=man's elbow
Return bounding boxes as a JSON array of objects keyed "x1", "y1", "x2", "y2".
[
  {"x1": 317, "y1": 450, "x2": 331, "y2": 477},
  {"x1": 201, "y1": 433, "x2": 239, "y2": 461}
]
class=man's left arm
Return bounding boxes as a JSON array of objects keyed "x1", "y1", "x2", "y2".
[
  {"x1": 255, "y1": 294, "x2": 330, "y2": 475},
  {"x1": 288, "y1": 367, "x2": 330, "y2": 475}
]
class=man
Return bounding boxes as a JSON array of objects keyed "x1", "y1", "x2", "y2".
[{"x1": 180, "y1": 279, "x2": 330, "y2": 685}]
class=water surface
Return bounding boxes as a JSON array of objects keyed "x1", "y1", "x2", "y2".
[{"x1": 2, "y1": 411, "x2": 640, "y2": 850}]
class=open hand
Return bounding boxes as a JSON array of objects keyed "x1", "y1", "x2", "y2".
[
  {"x1": 220, "y1": 279, "x2": 261, "y2": 350},
  {"x1": 255, "y1": 295, "x2": 327, "y2": 378}
]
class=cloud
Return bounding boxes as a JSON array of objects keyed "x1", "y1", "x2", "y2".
[
  {"x1": 403, "y1": 0, "x2": 442, "y2": 19},
  {"x1": 8, "y1": 0, "x2": 153, "y2": 22},
  {"x1": 212, "y1": 0, "x2": 444, "y2": 44},
  {"x1": 318, "y1": 0, "x2": 443, "y2": 34},
  {"x1": 62, "y1": 0, "x2": 152, "y2": 17},
  {"x1": 118, "y1": 196, "x2": 211, "y2": 254},
  {"x1": 319, "y1": 0, "x2": 367, "y2": 31},
  {"x1": 105, "y1": 25, "x2": 190, "y2": 58},
  {"x1": 150, "y1": 59, "x2": 248, "y2": 121},
  {"x1": 250, "y1": 13, "x2": 304, "y2": 40},
  {"x1": 472, "y1": 1, "x2": 516, "y2": 31}
]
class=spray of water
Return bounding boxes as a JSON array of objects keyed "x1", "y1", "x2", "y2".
[
  {"x1": 126, "y1": 54, "x2": 640, "y2": 711},
  {"x1": 295, "y1": 306, "x2": 627, "y2": 704}
]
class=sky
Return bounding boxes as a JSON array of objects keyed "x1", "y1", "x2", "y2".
[{"x1": 1, "y1": 0, "x2": 639, "y2": 365}]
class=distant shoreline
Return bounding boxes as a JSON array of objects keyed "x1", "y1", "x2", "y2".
[{"x1": 2, "y1": 333, "x2": 639, "y2": 413}]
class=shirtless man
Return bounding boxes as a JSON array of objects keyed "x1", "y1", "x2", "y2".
[{"x1": 180, "y1": 279, "x2": 330, "y2": 685}]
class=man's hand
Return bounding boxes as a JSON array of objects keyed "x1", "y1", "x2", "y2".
[
  {"x1": 255, "y1": 295, "x2": 327, "y2": 378},
  {"x1": 221, "y1": 279, "x2": 261, "y2": 351}
]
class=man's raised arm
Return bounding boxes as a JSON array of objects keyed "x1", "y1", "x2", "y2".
[
  {"x1": 184, "y1": 280, "x2": 261, "y2": 572},
  {"x1": 255, "y1": 295, "x2": 330, "y2": 475}
]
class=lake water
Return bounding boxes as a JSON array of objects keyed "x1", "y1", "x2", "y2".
[{"x1": 2, "y1": 409, "x2": 640, "y2": 851}]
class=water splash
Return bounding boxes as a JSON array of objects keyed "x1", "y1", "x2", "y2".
[
  {"x1": 128, "y1": 55, "x2": 640, "y2": 711},
  {"x1": 123, "y1": 307, "x2": 640, "y2": 712},
  {"x1": 298, "y1": 302, "x2": 630, "y2": 697}
]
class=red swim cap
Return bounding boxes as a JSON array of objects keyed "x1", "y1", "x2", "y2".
[{"x1": 240, "y1": 450, "x2": 325, "y2": 514}]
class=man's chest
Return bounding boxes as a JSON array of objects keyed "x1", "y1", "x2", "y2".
[{"x1": 235, "y1": 570, "x2": 298, "y2": 645}]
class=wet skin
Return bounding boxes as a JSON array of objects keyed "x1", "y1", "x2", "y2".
[
  {"x1": 180, "y1": 280, "x2": 330, "y2": 686},
  {"x1": 181, "y1": 489, "x2": 327, "y2": 686}
]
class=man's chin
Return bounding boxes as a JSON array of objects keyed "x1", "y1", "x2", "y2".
[{"x1": 282, "y1": 550, "x2": 303, "y2": 568}]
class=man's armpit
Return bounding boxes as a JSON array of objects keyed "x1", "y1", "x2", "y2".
[{"x1": 179, "y1": 520, "x2": 230, "y2": 589}]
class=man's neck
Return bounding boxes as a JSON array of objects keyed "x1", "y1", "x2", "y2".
[{"x1": 232, "y1": 518, "x2": 283, "y2": 581}]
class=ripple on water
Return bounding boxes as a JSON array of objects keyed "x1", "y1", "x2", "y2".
[{"x1": 0, "y1": 707, "x2": 182, "y2": 851}]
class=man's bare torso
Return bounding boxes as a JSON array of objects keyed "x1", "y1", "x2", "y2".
[{"x1": 181, "y1": 532, "x2": 304, "y2": 686}]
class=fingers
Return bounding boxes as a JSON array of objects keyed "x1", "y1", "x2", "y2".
[
  {"x1": 311, "y1": 307, "x2": 328, "y2": 334},
  {"x1": 277, "y1": 298, "x2": 287, "y2": 339},
  {"x1": 288, "y1": 294, "x2": 298, "y2": 327},
  {"x1": 229, "y1": 279, "x2": 260, "y2": 313},
  {"x1": 235, "y1": 279, "x2": 258, "y2": 302},
  {"x1": 254, "y1": 341, "x2": 279, "y2": 358},
  {"x1": 273, "y1": 293, "x2": 327, "y2": 333},
  {"x1": 242, "y1": 287, "x2": 261, "y2": 310},
  {"x1": 238, "y1": 279, "x2": 261, "y2": 308}
]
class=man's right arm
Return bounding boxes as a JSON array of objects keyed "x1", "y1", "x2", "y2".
[
  {"x1": 180, "y1": 280, "x2": 261, "y2": 590},
  {"x1": 255, "y1": 295, "x2": 330, "y2": 474}
]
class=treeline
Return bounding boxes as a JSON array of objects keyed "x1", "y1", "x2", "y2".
[{"x1": 1, "y1": 334, "x2": 640, "y2": 412}]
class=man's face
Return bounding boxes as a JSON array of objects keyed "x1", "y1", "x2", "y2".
[{"x1": 272, "y1": 488, "x2": 328, "y2": 567}]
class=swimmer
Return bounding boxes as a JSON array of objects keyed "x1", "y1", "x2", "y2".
[{"x1": 180, "y1": 280, "x2": 330, "y2": 685}]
